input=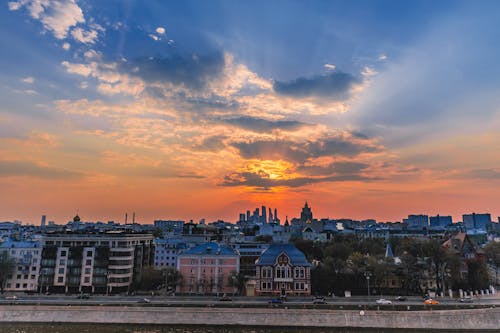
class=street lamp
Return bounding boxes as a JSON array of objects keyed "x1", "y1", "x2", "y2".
[{"x1": 364, "y1": 272, "x2": 371, "y2": 297}]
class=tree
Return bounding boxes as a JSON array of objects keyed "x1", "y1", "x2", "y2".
[
  {"x1": 228, "y1": 271, "x2": 247, "y2": 295},
  {"x1": 484, "y1": 242, "x2": 500, "y2": 284},
  {"x1": 135, "y1": 267, "x2": 164, "y2": 291},
  {"x1": 162, "y1": 267, "x2": 183, "y2": 294},
  {"x1": 0, "y1": 251, "x2": 15, "y2": 294}
]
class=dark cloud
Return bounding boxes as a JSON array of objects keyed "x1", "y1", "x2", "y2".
[
  {"x1": 231, "y1": 136, "x2": 378, "y2": 163},
  {"x1": 224, "y1": 116, "x2": 308, "y2": 133},
  {"x1": 0, "y1": 161, "x2": 82, "y2": 179},
  {"x1": 219, "y1": 171, "x2": 375, "y2": 189},
  {"x1": 121, "y1": 52, "x2": 225, "y2": 90},
  {"x1": 298, "y1": 161, "x2": 370, "y2": 176},
  {"x1": 192, "y1": 135, "x2": 227, "y2": 152},
  {"x1": 273, "y1": 71, "x2": 360, "y2": 100}
]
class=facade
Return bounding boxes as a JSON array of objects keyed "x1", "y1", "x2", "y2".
[
  {"x1": 255, "y1": 243, "x2": 311, "y2": 297},
  {"x1": 154, "y1": 220, "x2": 185, "y2": 235},
  {"x1": 429, "y1": 215, "x2": 452, "y2": 228},
  {"x1": 404, "y1": 215, "x2": 429, "y2": 229},
  {"x1": 177, "y1": 242, "x2": 239, "y2": 294},
  {"x1": 230, "y1": 242, "x2": 269, "y2": 278},
  {"x1": 39, "y1": 228, "x2": 154, "y2": 294},
  {"x1": 154, "y1": 238, "x2": 187, "y2": 268},
  {"x1": 0, "y1": 239, "x2": 41, "y2": 292},
  {"x1": 442, "y1": 232, "x2": 485, "y2": 280},
  {"x1": 463, "y1": 213, "x2": 491, "y2": 231}
]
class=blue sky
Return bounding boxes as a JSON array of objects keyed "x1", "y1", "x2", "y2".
[{"x1": 1, "y1": 0, "x2": 499, "y2": 224}]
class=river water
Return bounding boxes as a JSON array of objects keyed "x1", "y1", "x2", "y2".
[{"x1": 0, "y1": 324, "x2": 479, "y2": 333}]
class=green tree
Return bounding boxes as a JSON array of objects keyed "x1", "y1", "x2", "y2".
[{"x1": 0, "y1": 251, "x2": 15, "y2": 294}]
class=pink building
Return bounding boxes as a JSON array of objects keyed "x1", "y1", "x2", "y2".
[{"x1": 177, "y1": 242, "x2": 239, "y2": 294}]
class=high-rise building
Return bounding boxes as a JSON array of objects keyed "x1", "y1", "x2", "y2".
[
  {"x1": 404, "y1": 215, "x2": 429, "y2": 229},
  {"x1": 463, "y1": 213, "x2": 491, "y2": 231},
  {"x1": 239, "y1": 213, "x2": 246, "y2": 222},
  {"x1": 0, "y1": 239, "x2": 41, "y2": 292},
  {"x1": 429, "y1": 215, "x2": 452, "y2": 228},
  {"x1": 40, "y1": 215, "x2": 46, "y2": 231},
  {"x1": 262, "y1": 205, "x2": 267, "y2": 223}
]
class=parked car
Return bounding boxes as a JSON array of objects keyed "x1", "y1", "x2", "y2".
[
  {"x1": 268, "y1": 298, "x2": 284, "y2": 304},
  {"x1": 219, "y1": 294, "x2": 232, "y2": 301},
  {"x1": 138, "y1": 298, "x2": 151, "y2": 303},
  {"x1": 4, "y1": 296, "x2": 18, "y2": 300},
  {"x1": 395, "y1": 296, "x2": 407, "y2": 302},
  {"x1": 459, "y1": 297, "x2": 473, "y2": 303},
  {"x1": 76, "y1": 294, "x2": 90, "y2": 299},
  {"x1": 313, "y1": 296, "x2": 327, "y2": 304},
  {"x1": 424, "y1": 299, "x2": 439, "y2": 305},
  {"x1": 376, "y1": 298, "x2": 392, "y2": 305}
]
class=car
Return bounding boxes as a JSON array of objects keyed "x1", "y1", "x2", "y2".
[
  {"x1": 376, "y1": 298, "x2": 392, "y2": 305},
  {"x1": 268, "y1": 298, "x2": 284, "y2": 304},
  {"x1": 4, "y1": 296, "x2": 18, "y2": 300},
  {"x1": 313, "y1": 296, "x2": 327, "y2": 304},
  {"x1": 137, "y1": 298, "x2": 151, "y2": 303},
  {"x1": 219, "y1": 294, "x2": 232, "y2": 301},
  {"x1": 395, "y1": 296, "x2": 407, "y2": 302},
  {"x1": 459, "y1": 297, "x2": 473, "y2": 303},
  {"x1": 424, "y1": 299, "x2": 439, "y2": 305},
  {"x1": 76, "y1": 294, "x2": 90, "y2": 299}
]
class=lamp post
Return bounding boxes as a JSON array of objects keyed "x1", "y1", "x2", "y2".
[{"x1": 364, "y1": 272, "x2": 371, "y2": 297}]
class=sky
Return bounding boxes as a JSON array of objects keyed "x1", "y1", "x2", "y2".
[{"x1": 1, "y1": 0, "x2": 499, "y2": 225}]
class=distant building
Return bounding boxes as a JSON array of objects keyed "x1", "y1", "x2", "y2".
[
  {"x1": 154, "y1": 238, "x2": 187, "y2": 269},
  {"x1": 404, "y1": 215, "x2": 429, "y2": 229},
  {"x1": 429, "y1": 215, "x2": 452, "y2": 228},
  {"x1": 177, "y1": 242, "x2": 239, "y2": 295},
  {"x1": 154, "y1": 220, "x2": 185, "y2": 235},
  {"x1": 300, "y1": 202, "x2": 313, "y2": 223},
  {"x1": 255, "y1": 243, "x2": 311, "y2": 297},
  {"x1": 442, "y1": 232, "x2": 485, "y2": 280},
  {"x1": 0, "y1": 239, "x2": 41, "y2": 292},
  {"x1": 463, "y1": 213, "x2": 491, "y2": 231}
]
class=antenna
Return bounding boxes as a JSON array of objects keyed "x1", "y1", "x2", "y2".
[
  {"x1": 133, "y1": 212, "x2": 136, "y2": 224},
  {"x1": 125, "y1": 213, "x2": 128, "y2": 224}
]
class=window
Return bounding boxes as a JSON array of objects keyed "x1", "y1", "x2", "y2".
[
  {"x1": 59, "y1": 259, "x2": 66, "y2": 265},
  {"x1": 22, "y1": 283, "x2": 27, "y2": 288},
  {"x1": 32, "y1": 266, "x2": 36, "y2": 271},
  {"x1": 60, "y1": 250, "x2": 67, "y2": 257},
  {"x1": 84, "y1": 277, "x2": 90, "y2": 283},
  {"x1": 85, "y1": 268, "x2": 91, "y2": 274},
  {"x1": 58, "y1": 268, "x2": 65, "y2": 274},
  {"x1": 86, "y1": 259, "x2": 92, "y2": 265},
  {"x1": 57, "y1": 277, "x2": 63, "y2": 283},
  {"x1": 31, "y1": 275, "x2": 35, "y2": 279},
  {"x1": 86, "y1": 250, "x2": 93, "y2": 257},
  {"x1": 15, "y1": 283, "x2": 20, "y2": 288}
]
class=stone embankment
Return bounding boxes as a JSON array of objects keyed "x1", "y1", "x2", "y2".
[{"x1": 0, "y1": 305, "x2": 499, "y2": 330}]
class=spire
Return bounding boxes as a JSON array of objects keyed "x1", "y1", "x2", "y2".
[{"x1": 385, "y1": 243, "x2": 394, "y2": 258}]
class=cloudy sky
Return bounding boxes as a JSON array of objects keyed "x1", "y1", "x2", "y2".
[{"x1": 1, "y1": 0, "x2": 499, "y2": 224}]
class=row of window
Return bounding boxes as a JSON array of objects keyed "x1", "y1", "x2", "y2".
[
  {"x1": 189, "y1": 259, "x2": 226, "y2": 265},
  {"x1": 261, "y1": 266, "x2": 306, "y2": 279},
  {"x1": 260, "y1": 282, "x2": 308, "y2": 291}
]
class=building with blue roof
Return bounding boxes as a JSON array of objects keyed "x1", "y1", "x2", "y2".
[
  {"x1": 177, "y1": 242, "x2": 240, "y2": 295},
  {"x1": 255, "y1": 243, "x2": 311, "y2": 297}
]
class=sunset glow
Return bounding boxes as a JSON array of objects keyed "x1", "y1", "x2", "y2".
[{"x1": 1, "y1": 1, "x2": 499, "y2": 224}]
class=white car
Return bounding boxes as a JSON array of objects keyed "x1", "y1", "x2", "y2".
[
  {"x1": 4, "y1": 295, "x2": 18, "y2": 300},
  {"x1": 376, "y1": 298, "x2": 392, "y2": 305}
]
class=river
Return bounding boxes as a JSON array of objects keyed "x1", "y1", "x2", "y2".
[{"x1": 0, "y1": 324, "x2": 482, "y2": 333}]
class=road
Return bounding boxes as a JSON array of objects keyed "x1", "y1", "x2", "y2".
[{"x1": 1, "y1": 294, "x2": 499, "y2": 307}]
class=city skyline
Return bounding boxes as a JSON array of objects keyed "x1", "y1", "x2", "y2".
[{"x1": 1, "y1": 1, "x2": 500, "y2": 224}]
